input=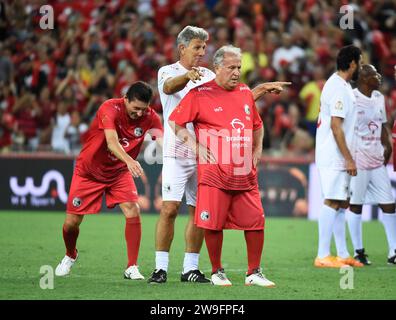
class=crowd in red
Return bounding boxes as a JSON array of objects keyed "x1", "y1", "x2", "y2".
[{"x1": 0, "y1": 0, "x2": 395, "y2": 157}]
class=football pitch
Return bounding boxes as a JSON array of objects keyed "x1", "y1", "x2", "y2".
[{"x1": 0, "y1": 211, "x2": 395, "y2": 300}]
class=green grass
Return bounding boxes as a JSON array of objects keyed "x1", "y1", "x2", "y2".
[{"x1": 0, "y1": 211, "x2": 395, "y2": 300}]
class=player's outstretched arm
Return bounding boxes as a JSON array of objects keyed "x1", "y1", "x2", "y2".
[
  {"x1": 330, "y1": 116, "x2": 357, "y2": 176},
  {"x1": 104, "y1": 129, "x2": 143, "y2": 178},
  {"x1": 163, "y1": 67, "x2": 203, "y2": 95},
  {"x1": 251, "y1": 82, "x2": 292, "y2": 101}
]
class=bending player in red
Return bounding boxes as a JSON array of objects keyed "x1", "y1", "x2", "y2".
[
  {"x1": 169, "y1": 45, "x2": 275, "y2": 287},
  {"x1": 55, "y1": 81, "x2": 163, "y2": 280}
]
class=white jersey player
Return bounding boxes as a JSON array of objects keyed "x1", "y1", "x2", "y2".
[
  {"x1": 148, "y1": 26, "x2": 214, "y2": 284},
  {"x1": 314, "y1": 45, "x2": 363, "y2": 268},
  {"x1": 347, "y1": 64, "x2": 396, "y2": 265}
]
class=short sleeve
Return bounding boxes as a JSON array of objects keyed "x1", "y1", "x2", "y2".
[
  {"x1": 158, "y1": 66, "x2": 172, "y2": 94},
  {"x1": 97, "y1": 102, "x2": 117, "y2": 130},
  {"x1": 168, "y1": 90, "x2": 199, "y2": 127},
  {"x1": 329, "y1": 90, "x2": 348, "y2": 119}
]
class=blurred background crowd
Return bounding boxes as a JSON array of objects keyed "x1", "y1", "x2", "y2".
[{"x1": 0, "y1": 0, "x2": 395, "y2": 158}]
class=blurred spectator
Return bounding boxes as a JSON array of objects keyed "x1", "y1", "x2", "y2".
[
  {"x1": 65, "y1": 110, "x2": 88, "y2": 156},
  {"x1": 12, "y1": 90, "x2": 40, "y2": 150},
  {"x1": 299, "y1": 66, "x2": 326, "y2": 137},
  {"x1": 0, "y1": 107, "x2": 14, "y2": 153},
  {"x1": 51, "y1": 101, "x2": 71, "y2": 154},
  {"x1": 0, "y1": 43, "x2": 14, "y2": 83},
  {"x1": 272, "y1": 33, "x2": 305, "y2": 75},
  {"x1": 36, "y1": 86, "x2": 56, "y2": 150},
  {"x1": 1, "y1": 0, "x2": 395, "y2": 159}
]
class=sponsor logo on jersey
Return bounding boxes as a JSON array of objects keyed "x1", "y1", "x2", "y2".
[
  {"x1": 134, "y1": 127, "x2": 143, "y2": 137},
  {"x1": 230, "y1": 118, "x2": 245, "y2": 133},
  {"x1": 239, "y1": 86, "x2": 250, "y2": 91},
  {"x1": 214, "y1": 106, "x2": 223, "y2": 112},
  {"x1": 198, "y1": 86, "x2": 212, "y2": 92},
  {"x1": 72, "y1": 197, "x2": 82, "y2": 207},
  {"x1": 368, "y1": 121, "x2": 379, "y2": 134},
  {"x1": 200, "y1": 210, "x2": 210, "y2": 221}
]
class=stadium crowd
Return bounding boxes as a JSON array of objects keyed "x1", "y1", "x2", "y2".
[{"x1": 0, "y1": 0, "x2": 395, "y2": 157}]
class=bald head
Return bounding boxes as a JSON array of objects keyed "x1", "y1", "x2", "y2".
[{"x1": 357, "y1": 64, "x2": 381, "y2": 93}]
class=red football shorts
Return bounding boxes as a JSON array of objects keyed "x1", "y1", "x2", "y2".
[
  {"x1": 195, "y1": 184, "x2": 265, "y2": 231},
  {"x1": 66, "y1": 170, "x2": 139, "y2": 214}
]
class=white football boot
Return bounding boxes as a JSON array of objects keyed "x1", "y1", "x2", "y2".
[
  {"x1": 124, "y1": 265, "x2": 145, "y2": 280},
  {"x1": 210, "y1": 268, "x2": 232, "y2": 286},
  {"x1": 245, "y1": 268, "x2": 275, "y2": 287},
  {"x1": 55, "y1": 252, "x2": 78, "y2": 276}
]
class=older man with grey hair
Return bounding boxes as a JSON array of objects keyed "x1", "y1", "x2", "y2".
[
  {"x1": 149, "y1": 25, "x2": 289, "y2": 284},
  {"x1": 168, "y1": 45, "x2": 276, "y2": 287}
]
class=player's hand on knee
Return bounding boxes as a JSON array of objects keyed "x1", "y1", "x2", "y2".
[{"x1": 127, "y1": 159, "x2": 144, "y2": 178}]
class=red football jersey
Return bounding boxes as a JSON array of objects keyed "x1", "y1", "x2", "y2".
[
  {"x1": 75, "y1": 98, "x2": 163, "y2": 182},
  {"x1": 169, "y1": 80, "x2": 263, "y2": 190}
]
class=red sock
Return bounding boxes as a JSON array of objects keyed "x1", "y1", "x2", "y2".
[
  {"x1": 204, "y1": 229, "x2": 223, "y2": 273},
  {"x1": 244, "y1": 230, "x2": 264, "y2": 275},
  {"x1": 125, "y1": 216, "x2": 141, "y2": 267},
  {"x1": 62, "y1": 224, "x2": 79, "y2": 259}
]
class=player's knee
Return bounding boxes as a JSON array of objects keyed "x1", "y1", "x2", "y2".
[
  {"x1": 64, "y1": 214, "x2": 83, "y2": 230},
  {"x1": 160, "y1": 202, "x2": 180, "y2": 220},
  {"x1": 121, "y1": 202, "x2": 140, "y2": 218},
  {"x1": 379, "y1": 203, "x2": 396, "y2": 213}
]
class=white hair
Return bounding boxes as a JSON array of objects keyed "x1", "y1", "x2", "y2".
[
  {"x1": 176, "y1": 26, "x2": 209, "y2": 47},
  {"x1": 213, "y1": 45, "x2": 242, "y2": 67}
]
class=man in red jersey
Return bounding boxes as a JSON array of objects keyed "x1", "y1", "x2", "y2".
[
  {"x1": 55, "y1": 81, "x2": 163, "y2": 280},
  {"x1": 169, "y1": 45, "x2": 275, "y2": 287}
]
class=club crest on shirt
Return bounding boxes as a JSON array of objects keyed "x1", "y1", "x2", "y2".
[
  {"x1": 134, "y1": 127, "x2": 143, "y2": 137},
  {"x1": 244, "y1": 104, "x2": 250, "y2": 115},
  {"x1": 200, "y1": 210, "x2": 210, "y2": 221},
  {"x1": 335, "y1": 101, "x2": 343, "y2": 111},
  {"x1": 72, "y1": 197, "x2": 82, "y2": 208}
]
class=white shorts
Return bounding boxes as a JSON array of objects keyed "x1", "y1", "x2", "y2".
[
  {"x1": 161, "y1": 157, "x2": 197, "y2": 206},
  {"x1": 349, "y1": 166, "x2": 394, "y2": 205},
  {"x1": 318, "y1": 167, "x2": 351, "y2": 201}
]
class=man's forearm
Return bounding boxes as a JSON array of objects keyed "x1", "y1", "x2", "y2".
[
  {"x1": 253, "y1": 127, "x2": 264, "y2": 153},
  {"x1": 107, "y1": 138, "x2": 133, "y2": 164},
  {"x1": 163, "y1": 74, "x2": 190, "y2": 95},
  {"x1": 332, "y1": 125, "x2": 353, "y2": 161}
]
